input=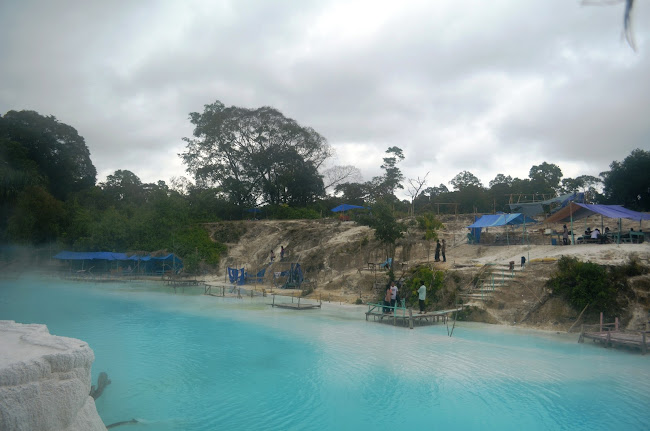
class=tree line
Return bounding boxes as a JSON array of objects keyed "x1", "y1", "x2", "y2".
[{"x1": 1, "y1": 103, "x2": 648, "y2": 270}]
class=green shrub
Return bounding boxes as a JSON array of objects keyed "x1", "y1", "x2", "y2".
[
  {"x1": 212, "y1": 222, "x2": 247, "y2": 243},
  {"x1": 546, "y1": 256, "x2": 624, "y2": 315},
  {"x1": 175, "y1": 225, "x2": 227, "y2": 273},
  {"x1": 266, "y1": 205, "x2": 320, "y2": 220},
  {"x1": 404, "y1": 266, "x2": 444, "y2": 307}
]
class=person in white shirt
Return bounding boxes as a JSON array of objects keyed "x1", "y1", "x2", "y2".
[
  {"x1": 390, "y1": 281, "x2": 398, "y2": 308},
  {"x1": 417, "y1": 283, "x2": 426, "y2": 313}
]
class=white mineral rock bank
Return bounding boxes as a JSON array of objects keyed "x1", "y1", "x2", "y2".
[{"x1": 0, "y1": 320, "x2": 107, "y2": 431}]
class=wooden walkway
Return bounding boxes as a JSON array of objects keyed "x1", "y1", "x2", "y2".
[
  {"x1": 579, "y1": 323, "x2": 649, "y2": 354},
  {"x1": 270, "y1": 294, "x2": 321, "y2": 310},
  {"x1": 365, "y1": 302, "x2": 464, "y2": 328},
  {"x1": 204, "y1": 283, "x2": 268, "y2": 298}
]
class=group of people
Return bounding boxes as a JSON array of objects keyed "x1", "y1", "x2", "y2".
[
  {"x1": 269, "y1": 246, "x2": 287, "y2": 262},
  {"x1": 383, "y1": 281, "x2": 400, "y2": 313},
  {"x1": 383, "y1": 280, "x2": 428, "y2": 314},
  {"x1": 562, "y1": 225, "x2": 612, "y2": 245}
]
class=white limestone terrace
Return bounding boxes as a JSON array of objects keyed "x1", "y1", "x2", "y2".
[{"x1": 0, "y1": 320, "x2": 106, "y2": 431}]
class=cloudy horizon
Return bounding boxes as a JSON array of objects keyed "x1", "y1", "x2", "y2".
[{"x1": 1, "y1": 0, "x2": 648, "y2": 198}]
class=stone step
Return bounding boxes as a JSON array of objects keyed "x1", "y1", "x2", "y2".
[{"x1": 459, "y1": 293, "x2": 494, "y2": 299}]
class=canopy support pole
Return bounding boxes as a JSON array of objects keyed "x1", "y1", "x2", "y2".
[{"x1": 570, "y1": 201, "x2": 575, "y2": 245}]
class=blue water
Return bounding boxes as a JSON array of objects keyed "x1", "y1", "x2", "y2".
[{"x1": 1, "y1": 276, "x2": 649, "y2": 430}]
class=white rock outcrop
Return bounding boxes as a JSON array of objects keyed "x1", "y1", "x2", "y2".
[{"x1": 0, "y1": 320, "x2": 107, "y2": 431}]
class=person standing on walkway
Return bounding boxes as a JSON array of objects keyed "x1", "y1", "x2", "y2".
[
  {"x1": 390, "y1": 281, "x2": 398, "y2": 308},
  {"x1": 280, "y1": 246, "x2": 285, "y2": 260},
  {"x1": 270, "y1": 250, "x2": 275, "y2": 262},
  {"x1": 384, "y1": 285, "x2": 392, "y2": 313},
  {"x1": 441, "y1": 239, "x2": 447, "y2": 262},
  {"x1": 434, "y1": 240, "x2": 441, "y2": 262},
  {"x1": 563, "y1": 225, "x2": 569, "y2": 245},
  {"x1": 417, "y1": 283, "x2": 426, "y2": 313}
]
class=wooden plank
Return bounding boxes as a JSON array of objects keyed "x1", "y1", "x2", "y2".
[
  {"x1": 582, "y1": 330, "x2": 649, "y2": 354},
  {"x1": 272, "y1": 303, "x2": 321, "y2": 310}
]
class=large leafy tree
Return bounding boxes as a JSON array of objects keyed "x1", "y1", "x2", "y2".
[
  {"x1": 528, "y1": 162, "x2": 562, "y2": 195},
  {"x1": 0, "y1": 110, "x2": 96, "y2": 200},
  {"x1": 488, "y1": 174, "x2": 515, "y2": 213},
  {"x1": 100, "y1": 170, "x2": 145, "y2": 205},
  {"x1": 450, "y1": 170, "x2": 482, "y2": 191},
  {"x1": 180, "y1": 101, "x2": 331, "y2": 206},
  {"x1": 334, "y1": 182, "x2": 369, "y2": 205},
  {"x1": 489, "y1": 174, "x2": 513, "y2": 188},
  {"x1": 601, "y1": 149, "x2": 650, "y2": 210},
  {"x1": 6, "y1": 186, "x2": 65, "y2": 244}
]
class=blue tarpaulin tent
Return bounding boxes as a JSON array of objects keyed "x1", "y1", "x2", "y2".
[
  {"x1": 467, "y1": 213, "x2": 537, "y2": 228},
  {"x1": 544, "y1": 202, "x2": 650, "y2": 244},
  {"x1": 331, "y1": 204, "x2": 366, "y2": 212},
  {"x1": 508, "y1": 192, "x2": 584, "y2": 217},
  {"x1": 53, "y1": 251, "x2": 183, "y2": 274},
  {"x1": 466, "y1": 213, "x2": 537, "y2": 245},
  {"x1": 544, "y1": 203, "x2": 650, "y2": 223}
]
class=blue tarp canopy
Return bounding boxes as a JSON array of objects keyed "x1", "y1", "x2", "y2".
[
  {"x1": 53, "y1": 251, "x2": 183, "y2": 273},
  {"x1": 508, "y1": 192, "x2": 584, "y2": 217},
  {"x1": 53, "y1": 251, "x2": 182, "y2": 262},
  {"x1": 54, "y1": 251, "x2": 129, "y2": 260},
  {"x1": 544, "y1": 203, "x2": 650, "y2": 223},
  {"x1": 467, "y1": 213, "x2": 537, "y2": 228},
  {"x1": 331, "y1": 204, "x2": 365, "y2": 212}
]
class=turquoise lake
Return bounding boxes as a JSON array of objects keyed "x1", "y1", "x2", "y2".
[{"x1": 1, "y1": 276, "x2": 649, "y2": 430}]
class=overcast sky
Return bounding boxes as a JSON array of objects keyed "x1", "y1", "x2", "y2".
[{"x1": 1, "y1": 0, "x2": 648, "y2": 198}]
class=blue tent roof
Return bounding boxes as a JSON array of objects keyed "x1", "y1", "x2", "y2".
[
  {"x1": 545, "y1": 203, "x2": 650, "y2": 223},
  {"x1": 53, "y1": 251, "x2": 183, "y2": 264},
  {"x1": 53, "y1": 251, "x2": 129, "y2": 260},
  {"x1": 331, "y1": 204, "x2": 366, "y2": 212},
  {"x1": 467, "y1": 213, "x2": 537, "y2": 228}
]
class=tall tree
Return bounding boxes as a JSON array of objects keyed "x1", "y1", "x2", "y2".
[
  {"x1": 0, "y1": 110, "x2": 97, "y2": 200},
  {"x1": 424, "y1": 184, "x2": 449, "y2": 197},
  {"x1": 358, "y1": 199, "x2": 406, "y2": 261},
  {"x1": 180, "y1": 101, "x2": 331, "y2": 206},
  {"x1": 450, "y1": 170, "x2": 482, "y2": 191},
  {"x1": 601, "y1": 149, "x2": 650, "y2": 210},
  {"x1": 334, "y1": 182, "x2": 369, "y2": 205},
  {"x1": 377, "y1": 146, "x2": 405, "y2": 197},
  {"x1": 561, "y1": 175, "x2": 601, "y2": 194},
  {"x1": 489, "y1": 174, "x2": 513, "y2": 188},
  {"x1": 100, "y1": 170, "x2": 145, "y2": 205},
  {"x1": 6, "y1": 186, "x2": 65, "y2": 244},
  {"x1": 528, "y1": 162, "x2": 562, "y2": 195}
]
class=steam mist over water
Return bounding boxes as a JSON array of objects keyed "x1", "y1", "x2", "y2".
[{"x1": 1, "y1": 275, "x2": 649, "y2": 430}]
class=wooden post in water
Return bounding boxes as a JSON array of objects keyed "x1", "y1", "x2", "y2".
[
  {"x1": 409, "y1": 308, "x2": 413, "y2": 329},
  {"x1": 272, "y1": 294, "x2": 275, "y2": 307},
  {"x1": 642, "y1": 332, "x2": 647, "y2": 355},
  {"x1": 641, "y1": 332, "x2": 648, "y2": 355},
  {"x1": 600, "y1": 312, "x2": 603, "y2": 332}
]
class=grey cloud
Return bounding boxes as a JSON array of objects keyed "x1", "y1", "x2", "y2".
[{"x1": 1, "y1": 0, "x2": 648, "y2": 190}]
